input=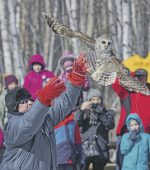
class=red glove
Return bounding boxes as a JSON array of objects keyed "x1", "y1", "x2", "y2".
[
  {"x1": 37, "y1": 77, "x2": 66, "y2": 106},
  {"x1": 68, "y1": 53, "x2": 87, "y2": 87}
]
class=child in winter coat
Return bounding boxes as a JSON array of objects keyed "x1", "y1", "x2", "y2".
[
  {"x1": 58, "y1": 51, "x2": 76, "y2": 83},
  {"x1": 58, "y1": 51, "x2": 90, "y2": 91},
  {"x1": 0, "y1": 74, "x2": 18, "y2": 130},
  {"x1": 23, "y1": 54, "x2": 54, "y2": 100},
  {"x1": 54, "y1": 113, "x2": 82, "y2": 170},
  {"x1": 120, "y1": 113, "x2": 150, "y2": 170}
]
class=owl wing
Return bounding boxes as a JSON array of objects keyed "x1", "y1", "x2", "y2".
[
  {"x1": 119, "y1": 74, "x2": 150, "y2": 95},
  {"x1": 42, "y1": 13, "x2": 96, "y2": 46},
  {"x1": 112, "y1": 58, "x2": 150, "y2": 95},
  {"x1": 42, "y1": 13, "x2": 98, "y2": 75}
]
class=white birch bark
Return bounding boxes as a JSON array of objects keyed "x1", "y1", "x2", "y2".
[
  {"x1": 65, "y1": 0, "x2": 79, "y2": 55},
  {"x1": 8, "y1": 0, "x2": 24, "y2": 83},
  {"x1": 86, "y1": 0, "x2": 94, "y2": 37},
  {"x1": 115, "y1": 0, "x2": 123, "y2": 60},
  {"x1": 48, "y1": 0, "x2": 58, "y2": 70},
  {"x1": 79, "y1": 0, "x2": 86, "y2": 33},
  {"x1": 0, "y1": 0, "x2": 12, "y2": 74},
  {"x1": 107, "y1": 0, "x2": 119, "y2": 58},
  {"x1": 44, "y1": 0, "x2": 51, "y2": 62},
  {"x1": 131, "y1": 0, "x2": 138, "y2": 54},
  {"x1": 122, "y1": 0, "x2": 131, "y2": 60}
]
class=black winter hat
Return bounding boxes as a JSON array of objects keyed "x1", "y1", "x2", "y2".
[{"x1": 5, "y1": 88, "x2": 31, "y2": 113}]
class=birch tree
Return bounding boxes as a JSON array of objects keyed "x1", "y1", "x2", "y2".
[
  {"x1": 8, "y1": 0, "x2": 24, "y2": 83},
  {"x1": 65, "y1": 0, "x2": 79, "y2": 55},
  {"x1": 0, "y1": 0, "x2": 12, "y2": 74},
  {"x1": 122, "y1": 0, "x2": 131, "y2": 60}
]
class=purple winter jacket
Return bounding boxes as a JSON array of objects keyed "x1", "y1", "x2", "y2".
[{"x1": 23, "y1": 54, "x2": 54, "y2": 100}]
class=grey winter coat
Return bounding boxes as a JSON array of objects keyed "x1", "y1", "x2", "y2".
[{"x1": 0, "y1": 82, "x2": 81, "y2": 170}]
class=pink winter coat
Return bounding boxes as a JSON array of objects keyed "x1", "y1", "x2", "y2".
[{"x1": 23, "y1": 54, "x2": 54, "y2": 100}]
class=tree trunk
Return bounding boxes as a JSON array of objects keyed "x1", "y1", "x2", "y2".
[
  {"x1": 86, "y1": 0, "x2": 94, "y2": 37},
  {"x1": 107, "y1": 0, "x2": 119, "y2": 58},
  {"x1": 48, "y1": 0, "x2": 58, "y2": 70},
  {"x1": 0, "y1": 0, "x2": 12, "y2": 74},
  {"x1": 65, "y1": 0, "x2": 79, "y2": 55},
  {"x1": 122, "y1": 0, "x2": 131, "y2": 60},
  {"x1": 115, "y1": 0, "x2": 123, "y2": 60},
  {"x1": 8, "y1": 0, "x2": 24, "y2": 83}
]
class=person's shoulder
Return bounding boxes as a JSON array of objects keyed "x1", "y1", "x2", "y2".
[
  {"x1": 141, "y1": 132, "x2": 150, "y2": 139},
  {"x1": 25, "y1": 70, "x2": 35, "y2": 77},
  {"x1": 42, "y1": 70, "x2": 54, "y2": 76},
  {"x1": 121, "y1": 132, "x2": 130, "y2": 140}
]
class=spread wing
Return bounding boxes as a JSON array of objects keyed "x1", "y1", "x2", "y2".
[
  {"x1": 42, "y1": 12, "x2": 96, "y2": 46},
  {"x1": 112, "y1": 58, "x2": 150, "y2": 95},
  {"x1": 119, "y1": 74, "x2": 150, "y2": 95}
]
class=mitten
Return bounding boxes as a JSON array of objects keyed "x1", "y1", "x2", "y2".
[
  {"x1": 37, "y1": 77, "x2": 66, "y2": 106},
  {"x1": 68, "y1": 53, "x2": 87, "y2": 87},
  {"x1": 129, "y1": 130, "x2": 137, "y2": 141}
]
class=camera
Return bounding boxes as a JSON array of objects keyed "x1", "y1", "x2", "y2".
[{"x1": 91, "y1": 103, "x2": 98, "y2": 109}]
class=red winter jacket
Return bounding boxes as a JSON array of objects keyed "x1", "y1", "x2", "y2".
[{"x1": 112, "y1": 78, "x2": 150, "y2": 135}]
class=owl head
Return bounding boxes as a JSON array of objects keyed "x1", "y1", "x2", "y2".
[{"x1": 95, "y1": 35, "x2": 113, "y2": 55}]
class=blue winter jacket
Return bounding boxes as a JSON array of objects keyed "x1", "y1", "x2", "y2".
[
  {"x1": 0, "y1": 82, "x2": 81, "y2": 170},
  {"x1": 120, "y1": 113, "x2": 150, "y2": 170}
]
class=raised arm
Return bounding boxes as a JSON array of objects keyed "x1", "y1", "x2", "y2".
[
  {"x1": 48, "y1": 82, "x2": 81, "y2": 126},
  {"x1": 5, "y1": 78, "x2": 67, "y2": 146},
  {"x1": 48, "y1": 53, "x2": 87, "y2": 126}
]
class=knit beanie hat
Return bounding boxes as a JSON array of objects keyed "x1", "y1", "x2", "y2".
[
  {"x1": 5, "y1": 88, "x2": 31, "y2": 113},
  {"x1": 4, "y1": 75, "x2": 18, "y2": 89},
  {"x1": 86, "y1": 88, "x2": 102, "y2": 101},
  {"x1": 58, "y1": 52, "x2": 75, "y2": 71}
]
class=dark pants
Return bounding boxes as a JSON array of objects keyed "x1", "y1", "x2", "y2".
[
  {"x1": 83, "y1": 157, "x2": 105, "y2": 170},
  {"x1": 58, "y1": 164, "x2": 75, "y2": 170}
]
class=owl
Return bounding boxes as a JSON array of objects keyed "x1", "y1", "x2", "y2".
[{"x1": 42, "y1": 13, "x2": 150, "y2": 95}]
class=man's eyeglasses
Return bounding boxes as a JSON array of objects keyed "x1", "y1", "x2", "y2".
[{"x1": 18, "y1": 98, "x2": 34, "y2": 104}]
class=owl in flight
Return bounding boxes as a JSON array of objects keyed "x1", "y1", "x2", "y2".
[{"x1": 42, "y1": 12, "x2": 150, "y2": 95}]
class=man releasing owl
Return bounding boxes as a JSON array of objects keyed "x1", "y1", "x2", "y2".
[{"x1": 42, "y1": 13, "x2": 150, "y2": 96}]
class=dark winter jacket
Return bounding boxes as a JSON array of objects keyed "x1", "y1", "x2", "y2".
[
  {"x1": 76, "y1": 107, "x2": 115, "y2": 163},
  {"x1": 0, "y1": 82, "x2": 81, "y2": 170},
  {"x1": 121, "y1": 113, "x2": 150, "y2": 170}
]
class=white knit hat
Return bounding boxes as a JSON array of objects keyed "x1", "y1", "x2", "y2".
[{"x1": 86, "y1": 88, "x2": 102, "y2": 101}]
